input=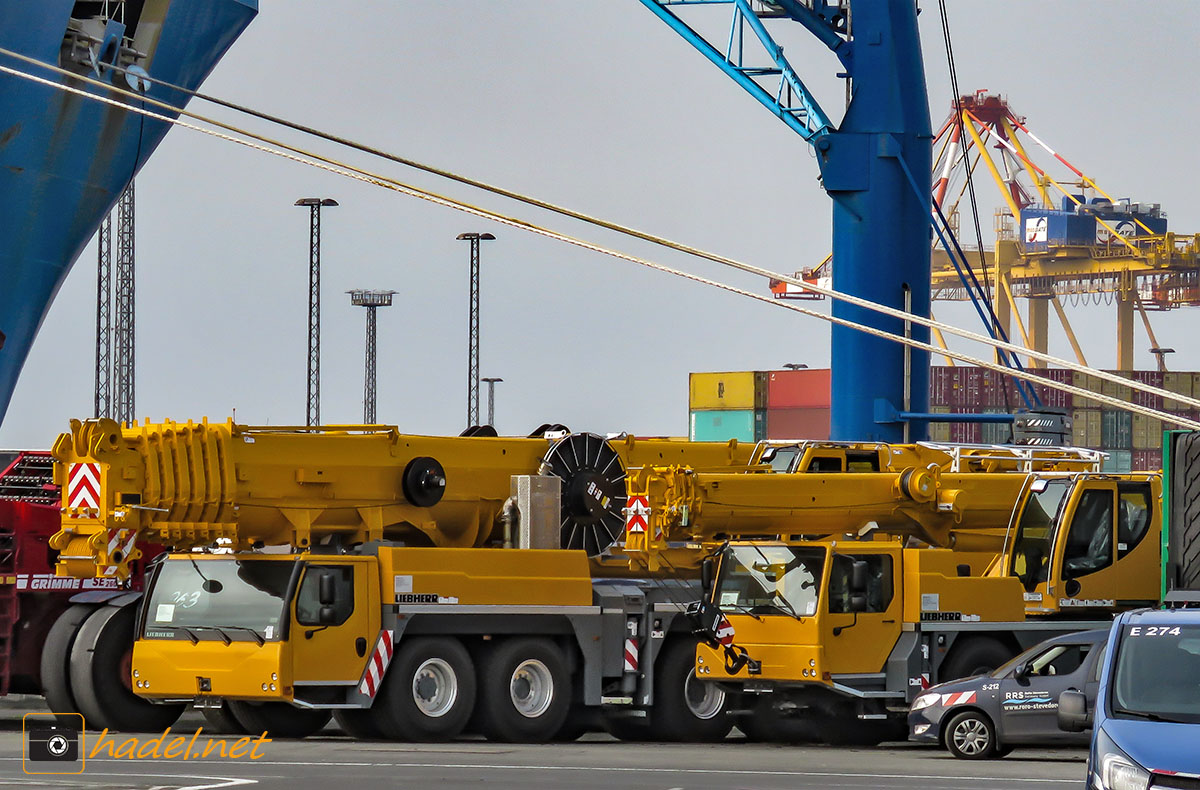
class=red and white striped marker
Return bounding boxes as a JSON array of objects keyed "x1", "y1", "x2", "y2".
[
  {"x1": 358, "y1": 630, "x2": 395, "y2": 698},
  {"x1": 940, "y1": 690, "x2": 977, "y2": 706},
  {"x1": 68, "y1": 463, "x2": 101, "y2": 509},
  {"x1": 715, "y1": 615, "x2": 736, "y2": 647},
  {"x1": 625, "y1": 496, "x2": 649, "y2": 534},
  {"x1": 623, "y1": 638, "x2": 639, "y2": 672},
  {"x1": 103, "y1": 529, "x2": 139, "y2": 575}
]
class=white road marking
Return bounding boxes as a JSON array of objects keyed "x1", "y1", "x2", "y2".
[{"x1": 0, "y1": 756, "x2": 1073, "y2": 784}]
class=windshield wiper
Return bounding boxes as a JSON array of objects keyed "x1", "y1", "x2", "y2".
[
  {"x1": 1115, "y1": 708, "x2": 1191, "y2": 724},
  {"x1": 720, "y1": 603, "x2": 764, "y2": 622},
  {"x1": 770, "y1": 592, "x2": 805, "y2": 621}
]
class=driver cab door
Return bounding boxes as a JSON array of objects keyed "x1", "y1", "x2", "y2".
[
  {"x1": 1050, "y1": 480, "x2": 1158, "y2": 610},
  {"x1": 821, "y1": 549, "x2": 902, "y2": 674},
  {"x1": 289, "y1": 557, "x2": 379, "y2": 687}
]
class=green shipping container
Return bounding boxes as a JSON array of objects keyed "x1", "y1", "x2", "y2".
[
  {"x1": 1102, "y1": 450, "x2": 1133, "y2": 474},
  {"x1": 689, "y1": 409, "x2": 766, "y2": 442}
]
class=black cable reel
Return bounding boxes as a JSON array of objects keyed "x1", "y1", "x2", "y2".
[{"x1": 539, "y1": 433, "x2": 628, "y2": 556}]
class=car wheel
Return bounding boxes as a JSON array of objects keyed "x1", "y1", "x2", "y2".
[{"x1": 944, "y1": 710, "x2": 998, "y2": 759}]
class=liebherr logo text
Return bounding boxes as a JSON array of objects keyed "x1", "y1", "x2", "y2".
[{"x1": 396, "y1": 594, "x2": 440, "y2": 604}]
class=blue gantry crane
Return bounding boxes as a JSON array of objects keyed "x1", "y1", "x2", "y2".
[{"x1": 639, "y1": 0, "x2": 935, "y2": 441}]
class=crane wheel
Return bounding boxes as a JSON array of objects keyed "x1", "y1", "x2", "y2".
[
  {"x1": 201, "y1": 702, "x2": 249, "y2": 734},
  {"x1": 333, "y1": 708, "x2": 385, "y2": 739},
  {"x1": 372, "y1": 636, "x2": 476, "y2": 742},
  {"x1": 227, "y1": 701, "x2": 331, "y2": 739},
  {"x1": 69, "y1": 604, "x2": 185, "y2": 732},
  {"x1": 941, "y1": 637, "x2": 1012, "y2": 681},
  {"x1": 39, "y1": 603, "x2": 97, "y2": 723},
  {"x1": 475, "y1": 638, "x2": 571, "y2": 743},
  {"x1": 647, "y1": 639, "x2": 734, "y2": 743}
]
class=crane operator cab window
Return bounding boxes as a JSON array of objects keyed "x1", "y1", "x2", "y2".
[
  {"x1": 1062, "y1": 489, "x2": 1114, "y2": 579},
  {"x1": 1011, "y1": 478, "x2": 1071, "y2": 591},
  {"x1": 1116, "y1": 483, "x2": 1152, "y2": 559},
  {"x1": 759, "y1": 445, "x2": 802, "y2": 473},
  {"x1": 295, "y1": 565, "x2": 355, "y2": 626}
]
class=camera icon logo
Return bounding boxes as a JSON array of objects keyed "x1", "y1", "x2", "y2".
[{"x1": 23, "y1": 713, "x2": 85, "y2": 775}]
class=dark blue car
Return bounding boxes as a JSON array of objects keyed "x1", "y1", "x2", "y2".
[{"x1": 909, "y1": 629, "x2": 1107, "y2": 759}]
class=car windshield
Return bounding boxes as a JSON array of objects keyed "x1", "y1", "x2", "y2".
[
  {"x1": 716, "y1": 545, "x2": 823, "y2": 618},
  {"x1": 1111, "y1": 624, "x2": 1200, "y2": 724},
  {"x1": 143, "y1": 558, "x2": 295, "y2": 642}
]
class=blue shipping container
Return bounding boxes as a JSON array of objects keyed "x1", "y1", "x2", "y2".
[
  {"x1": 1021, "y1": 209, "x2": 1096, "y2": 248},
  {"x1": 689, "y1": 409, "x2": 766, "y2": 442}
]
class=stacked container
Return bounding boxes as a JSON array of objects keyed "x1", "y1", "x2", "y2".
[
  {"x1": 688, "y1": 372, "x2": 768, "y2": 442},
  {"x1": 688, "y1": 367, "x2": 1189, "y2": 470}
]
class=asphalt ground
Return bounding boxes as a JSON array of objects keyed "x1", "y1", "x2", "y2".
[{"x1": 0, "y1": 696, "x2": 1087, "y2": 790}]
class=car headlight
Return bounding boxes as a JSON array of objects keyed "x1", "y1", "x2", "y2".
[
  {"x1": 1097, "y1": 730, "x2": 1150, "y2": 790},
  {"x1": 911, "y1": 693, "x2": 941, "y2": 712}
]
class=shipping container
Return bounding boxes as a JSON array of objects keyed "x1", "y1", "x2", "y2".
[
  {"x1": 766, "y1": 369, "x2": 831, "y2": 410},
  {"x1": 928, "y1": 406, "x2": 951, "y2": 443},
  {"x1": 980, "y1": 409, "x2": 1011, "y2": 445},
  {"x1": 1101, "y1": 409, "x2": 1134, "y2": 450},
  {"x1": 690, "y1": 372, "x2": 768, "y2": 411},
  {"x1": 689, "y1": 409, "x2": 766, "y2": 442},
  {"x1": 765, "y1": 407, "x2": 830, "y2": 440},
  {"x1": 1101, "y1": 449, "x2": 1133, "y2": 474},
  {"x1": 1131, "y1": 414, "x2": 1162, "y2": 450},
  {"x1": 1071, "y1": 409, "x2": 1102, "y2": 448},
  {"x1": 1164, "y1": 372, "x2": 1193, "y2": 411},
  {"x1": 949, "y1": 422, "x2": 981, "y2": 444},
  {"x1": 1133, "y1": 449, "x2": 1162, "y2": 472},
  {"x1": 1100, "y1": 371, "x2": 1133, "y2": 402}
]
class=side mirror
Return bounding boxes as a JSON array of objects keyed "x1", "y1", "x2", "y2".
[
  {"x1": 1057, "y1": 689, "x2": 1092, "y2": 732},
  {"x1": 850, "y1": 560, "x2": 869, "y2": 594},
  {"x1": 318, "y1": 572, "x2": 337, "y2": 606},
  {"x1": 849, "y1": 592, "x2": 869, "y2": 613},
  {"x1": 1015, "y1": 660, "x2": 1034, "y2": 679},
  {"x1": 760, "y1": 447, "x2": 778, "y2": 464},
  {"x1": 701, "y1": 557, "x2": 714, "y2": 595},
  {"x1": 318, "y1": 606, "x2": 338, "y2": 625}
]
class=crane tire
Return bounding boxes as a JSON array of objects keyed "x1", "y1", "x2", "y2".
[
  {"x1": 69, "y1": 604, "x2": 185, "y2": 732},
  {"x1": 738, "y1": 698, "x2": 822, "y2": 743},
  {"x1": 201, "y1": 702, "x2": 248, "y2": 734},
  {"x1": 372, "y1": 636, "x2": 476, "y2": 742},
  {"x1": 475, "y1": 638, "x2": 571, "y2": 743},
  {"x1": 227, "y1": 701, "x2": 331, "y2": 739},
  {"x1": 941, "y1": 637, "x2": 1012, "y2": 681},
  {"x1": 650, "y1": 639, "x2": 734, "y2": 742},
  {"x1": 39, "y1": 603, "x2": 96, "y2": 722},
  {"x1": 333, "y1": 708, "x2": 385, "y2": 739}
]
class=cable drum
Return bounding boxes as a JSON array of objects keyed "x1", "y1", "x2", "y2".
[{"x1": 540, "y1": 433, "x2": 628, "y2": 556}]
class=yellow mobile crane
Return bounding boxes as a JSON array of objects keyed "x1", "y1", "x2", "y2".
[
  {"x1": 49, "y1": 417, "x2": 757, "y2": 740},
  {"x1": 623, "y1": 439, "x2": 1161, "y2": 742}
]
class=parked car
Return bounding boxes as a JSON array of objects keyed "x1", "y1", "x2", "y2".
[
  {"x1": 1059, "y1": 594, "x2": 1200, "y2": 787},
  {"x1": 909, "y1": 629, "x2": 1107, "y2": 759}
]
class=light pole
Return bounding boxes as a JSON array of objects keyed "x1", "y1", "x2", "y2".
[
  {"x1": 456, "y1": 231, "x2": 495, "y2": 428},
  {"x1": 481, "y1": 377, "x2": 503, "y2": 428},
  {"x1": 349, "y1": 290, "x2": 395, "y2": 424},
  {"x1": 295, "y1": 197, "x2": 338, "y2": 427}
]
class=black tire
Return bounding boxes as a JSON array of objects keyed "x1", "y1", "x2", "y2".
[
  {"x1": 944, "y1": 709, "x2": 999, "y2": 759},
  {"x1": 651, "y1": 640, "x2": 734, "y2": 742},
  {"x1": 227, "y1": 701, "x2": 331, "y2": 739},
  {"x1": 475, "y1": 638, "x2": 571, "y2": 743},
  {"x1": 941, "y1": 637, "x2": 1013, "y2": 681},
  {"x1": 738, "y1": 698, "x2": 822, "y2": 743},
  {"x1": 372, "y1": 636, "x2": 476, "y2": 742},
  {"x1": 1170, "y1": 432, "x2": 1200, "y2": 590},
  {"x1": 39, "y1": 604, "x2": 96, "y2": 722},
  {"x1": 554, "y1": 706, "x2": 595, "y2": 742},
  {"x1": 201, "y1": 703, "x2": 248, "y2": 735},
  {"x1": 334, "y1": 708, "x2": 385, "y2": 739},
  {"x1": 69, "y1": 605, "x2": 185, "y2": 732}
]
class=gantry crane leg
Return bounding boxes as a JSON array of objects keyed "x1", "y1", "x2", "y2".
[
  {"x1": 1117, "y1": 291, "x2": 1136, "y2": 371},
  {"x1": 1027, "y1": 298, "x2": 1049, "y2": 369}
]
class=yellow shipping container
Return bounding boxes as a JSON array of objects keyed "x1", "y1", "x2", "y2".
[
  {"x1": 1100, "y1": 371, "x2": 1132, "y2": 402},
  {"x1": 1132, "y1": 414, "x2": 1162, "y2": 450},
  {"x1": 1164, "y1": 372, "x2": 1194, "y2": 410},
  {"x1": 689, "y1": 371, "x2": 767, "y2": 411},
  {"x1": 929, "y1": 406, "x2": 951, "y2": 443},
  {"x1": 1072, "y1": 409, "x2": 1090, "y2": 447}
]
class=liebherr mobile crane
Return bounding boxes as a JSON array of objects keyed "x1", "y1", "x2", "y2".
[
  {"x1": 49, "y1": 417, "x2": 760, "y2": 740},
  {"x1": 621, "y1": 440, "x2": 1161, "y2": 742}
]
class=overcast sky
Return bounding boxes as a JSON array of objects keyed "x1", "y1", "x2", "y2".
[{"x1": 2, "y1": 1, "x2": 1198, "y2": 448}]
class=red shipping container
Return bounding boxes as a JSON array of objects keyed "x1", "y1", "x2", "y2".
[
  {"x1": 766, "y1": 408, "x2": 831, "y2": 440},
  {"x1": 767, "y1": 370, "x2": 831, "y2": 410},
  {"x1": 1133, "y1": 449, "x2": 1162, "y2": 472}
]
